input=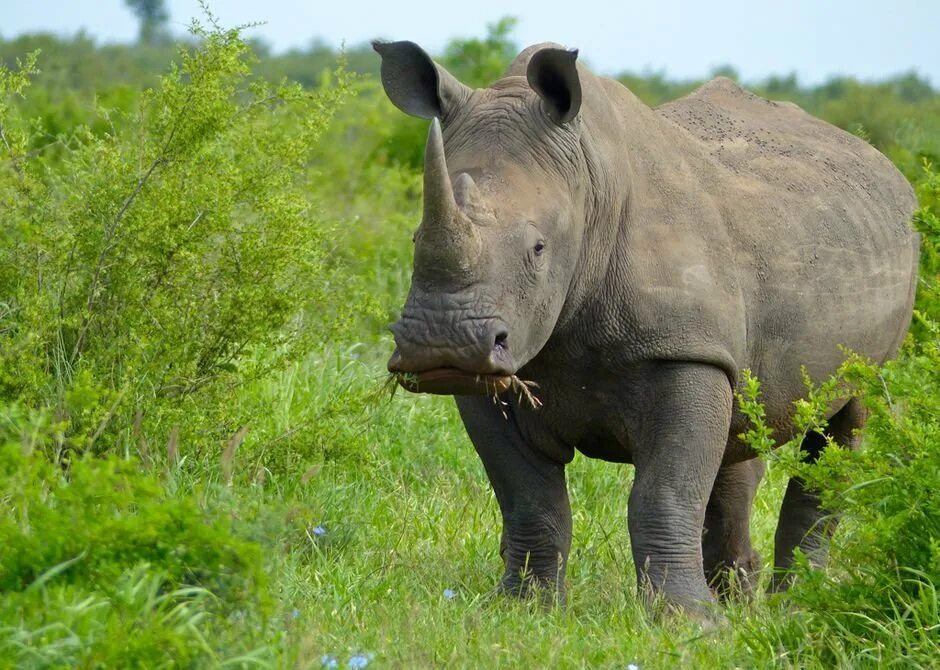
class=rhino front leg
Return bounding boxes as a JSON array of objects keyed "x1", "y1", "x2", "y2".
[
  {"x1": 456, "y1": 396, "x2": 572, "y2": 605},
  {"x1": 626, "y1": 362, "x2": 731, "y2": 616}
]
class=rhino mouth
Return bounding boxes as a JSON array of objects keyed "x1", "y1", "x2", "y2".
[{"x1": 394, "y1": 367, "x2": 513, "y2": 396}]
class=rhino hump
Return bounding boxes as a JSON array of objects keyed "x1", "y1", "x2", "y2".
[{"x1": 657, "y1": 76, "x2": 916, "y2": 237}]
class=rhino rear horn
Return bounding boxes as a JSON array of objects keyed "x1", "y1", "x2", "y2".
[
  {"x1": 372, "y1": 40, "x2": 472, "y2": 121},
  {"x1": 527, "y1": 47, "x2": 582, "y2": 124}
]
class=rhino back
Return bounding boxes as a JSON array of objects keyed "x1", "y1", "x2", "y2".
[
  {"x1": 657, "y1": 76, "x2": 915, "y2": 234},
  {"x1": 655, "y1": 77, "x2": 918, "y2": 421}
]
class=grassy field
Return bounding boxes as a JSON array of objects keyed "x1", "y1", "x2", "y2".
[
  {"x1": 6, "y1": 346, "x2": 930, "y2": 668},
  {"x1": 1, "y1": 16, "x2": 939, "y2": 669}
]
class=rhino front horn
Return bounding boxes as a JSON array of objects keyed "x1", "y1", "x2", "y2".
[
  {"x1": 422, "y1": 118, "x2": 457, "y2": 226},
  {"x1": 416, "y1": 118, "x2": 482, "y2": 280}
]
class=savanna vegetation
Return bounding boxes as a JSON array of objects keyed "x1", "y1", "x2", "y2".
[{"x1": 1, "y1": 6, "x2": 938, "y2": 668}]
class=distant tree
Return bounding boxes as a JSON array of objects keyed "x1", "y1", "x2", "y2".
[
  {"x1": 889, "y1": 71, "x2": 935, "y2": 103},
  {"x1": 124, "y1": 0, "x2": 170, "y2": 43},
  {"x1": 441, "y1": 16, "x2": 519, "y2": 86},
  {"x1": 764, "y1": 72, "x2": 799, "y2": 97},
  {"x1": 617, "y1": 69, "x2": 699, "y2": 106},
  {"x1": 816, "y1": 76, "x2": 852, "y2": 102}
]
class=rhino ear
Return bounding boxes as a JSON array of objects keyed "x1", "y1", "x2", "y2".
[
  {"x1": 372, "y1": 40, "x2": 471, "y2": 120},
  {"x1": 526, "y1": 47, "x2": 582, "y2": 125}
]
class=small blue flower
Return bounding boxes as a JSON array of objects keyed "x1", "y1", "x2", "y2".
[
  {"x1": 347, "y1": 653, "x2": 371, "y2": 669},
  {"x1": 320, "y1": 655, "x2": 338, "y2": 669},
  {"x1": 290, "y1": 608, "x2": 300, "y2": 619},
  {"x1": 443, "y1": 588, "x2": 456, "y2": 600},
  {"x1": 627, "y1": 664, "x2": 640, "y2": 670},
  {"x1": 313, "y1": 525, "x2": 327, "y2": 537}
]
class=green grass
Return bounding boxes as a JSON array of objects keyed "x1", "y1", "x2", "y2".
[
  {"x1": 0, "y1": 345, "x2": 907, "y2": 669},
  {"x1": 233, "y1": 350, "x2": 935, "y2": 669},
  {"x1": 247, "y1": 348, "x2": 938, "y2": 668}
]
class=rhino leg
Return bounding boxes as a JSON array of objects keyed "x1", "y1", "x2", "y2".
[
  {"x1": 456, "y1": 396, "x2": 572, "y2": 605},
  {"x1": 702, "y1": 458, "x2": 765, "y2": 598},
  {"x1": 772, "y1": 397, "x2": 865, "y2": 591},
  {"x1": 627, "y1": 362, "x2": 730, "y2": 617}
]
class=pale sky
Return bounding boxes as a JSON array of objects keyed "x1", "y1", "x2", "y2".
[{"x1": 3, "y1": 0, "x2": 938, "y2": 85}]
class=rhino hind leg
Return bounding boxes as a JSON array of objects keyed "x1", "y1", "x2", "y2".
[
  {"x1": 702, "y1": 458, "x2": 765, "y2": 598},
  {"x1": 771, "y1": 397, "x2": 866, "y2": 591},
  {"x1": 455, "y1": 396, "x2": 573, "y2": 606}
]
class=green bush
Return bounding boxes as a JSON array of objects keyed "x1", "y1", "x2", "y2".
[
  {"x1": 737, "y1": 334, "x2": 939, "y2": 665},
  {"x1": 0, "y1": 443, "x2": 264, "y2": 599},
  {"x1": 0, "y1": 412, "x2": 272, "y2": 667},
  {"x1": 736, "y1": 348, "x2": 939, "y2": 660},
  {"x1": 912, "y1": 160, "x2": 940, "y2": 339},
  {"x1": 0, "y1": 21, "x2": 355, "y2": 457}
]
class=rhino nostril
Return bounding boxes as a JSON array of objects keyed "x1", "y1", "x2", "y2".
[{"x1": 494, "y1": 331, "x2": 509, "y2": 351}]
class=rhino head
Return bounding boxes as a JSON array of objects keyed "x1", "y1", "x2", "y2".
[{"x1": 374, "y1": 40, "x2": 587, "y2": 395}]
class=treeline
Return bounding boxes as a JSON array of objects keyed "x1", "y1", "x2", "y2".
[{"x1": 2, "y1": 17, "x2": 938, "y2": 179}]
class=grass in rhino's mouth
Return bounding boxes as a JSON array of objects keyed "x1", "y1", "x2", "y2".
[
  {"x1": 505, "y1": 376, "x2": 542, "y2": 410},
  {"x1": 379, "y1": 371, "x2": 543, "y2": 411}
]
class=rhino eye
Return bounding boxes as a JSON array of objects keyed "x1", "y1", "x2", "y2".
[{"x1": 533, "y1": 240, "x2": 546, "y2": 256}]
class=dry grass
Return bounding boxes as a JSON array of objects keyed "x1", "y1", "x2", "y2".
[{"x1": 380, "y1": 372, "x2": 543, "y2": 412}]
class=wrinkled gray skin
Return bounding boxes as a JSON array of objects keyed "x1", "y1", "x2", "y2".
[{"x1": 374, "y1": 40, "x2": 919, "y2": 615}]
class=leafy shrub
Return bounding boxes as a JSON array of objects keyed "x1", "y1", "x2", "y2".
[
  {"x1": 0, "y1": 411, "x2": 272, "y2": 666},
  {"x1": 0, "y1": 20, "x2": 355, "y2": 457},
  {"x1": 0, "y1": 447, "x2": 264, "y2": 599},
  {"x1": 912, "y1": 160, "x2": 940, "y2": 339},
  {"x1": 736, "y1": 351, "x2": 938, "y2": 660},
  {"x1": 737, "y1": 335, "x2": 939, "y2": 664}
]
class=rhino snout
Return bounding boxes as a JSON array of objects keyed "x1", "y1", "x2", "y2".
[{"x1": 387, "y1": 315, "x2": 513, "y2": 376}]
